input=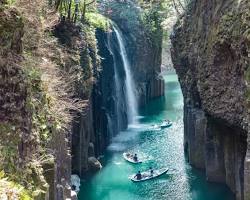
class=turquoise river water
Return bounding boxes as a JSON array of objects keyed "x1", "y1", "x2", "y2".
[{"x1": 79, "y1": 72, "x2": 235, "y2": 200}]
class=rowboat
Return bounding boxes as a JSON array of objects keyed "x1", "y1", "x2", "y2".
[{"x1": 130, "y1": 168, "x2": 169, "y2": 182}]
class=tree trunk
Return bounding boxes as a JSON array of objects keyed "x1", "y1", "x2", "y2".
[
  {"x1": 74, "y1": 3, "x2": 79, "y2": 23},
  {"x1": 67, "y1": 0, "x2": 72, "y2": 20},
  {"x1": 176, "y1": 0, "x2": 185, "y2": 12},
  {"x1": 81, "y1": 2, "x2": 86, "y2": 22}
]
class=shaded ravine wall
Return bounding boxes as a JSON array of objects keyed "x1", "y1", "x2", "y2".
[{"x1": 171, "y1": 0, "x2": 250, "y2": 199}]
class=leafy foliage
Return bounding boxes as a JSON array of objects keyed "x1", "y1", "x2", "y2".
[
  {"x1": 141, "y1": 3, "x2": 164, "y2": 41},
  {"x1": 0, "y1": 63, "x2": 52, "y2": 198},
  {"x1": 24, "y1": 66, "x2": 59, "y2": 146},
  {"x1": 6, "y1": 0, "x2": 15, "y2": 5},
  {"x1": 138, "y1": 0, "x2": 192, "y2": 35},
  {"x1": 85, "y1": 12, "x2": 110, "y2": 30},
  {"x1": 0, "y1": 171, "x2": 32, "y2": 200},
  {"x1": 98, "y1": 0, "x2": 141, "y2": 29}
]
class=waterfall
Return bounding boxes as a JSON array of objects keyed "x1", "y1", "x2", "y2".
[
  {"x1": 106, "y1": 33, "x2": 123, "y2": 131},
  {"x1": 112, "y1": 25, "x2": 138, "y2": 125},
  {"x1": 107, "y1": 115, "x2": 114, "y2": 138}
]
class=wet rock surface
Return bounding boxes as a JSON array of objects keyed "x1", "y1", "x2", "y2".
[{"x1": 88, "y1": 157, "x2": 102, "y2": 171}]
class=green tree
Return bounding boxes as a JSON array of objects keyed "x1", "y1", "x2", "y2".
[{"x1": 50, "y1": 0, "x2": 96, "y2": 23}]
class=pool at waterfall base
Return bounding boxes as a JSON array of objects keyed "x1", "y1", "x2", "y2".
[{"x1": 78, "y1": 72, "x2": 235, "y2": 200}]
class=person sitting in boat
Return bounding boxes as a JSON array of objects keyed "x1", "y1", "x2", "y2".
[
  {"x1": 134, "y1": 171, "x2": 142, "y2": 180},
  {"x1": 126, "y1": 152, "x2": 132, "y2": 157},
  {"x1": 133, "y1": 154, "x2": 138, "y2": 162},
  {"x1": 164, "y1": 119, "x2": 170, "y2": 124},
  {"x1": 149, "y1": 167, "x2": 154, "y2": 176}
]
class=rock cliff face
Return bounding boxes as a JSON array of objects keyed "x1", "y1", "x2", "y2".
[
  {"x1": 0, "y1": 5, "x2": 74, "y2": 199},
  {"x1": 70, "y1": 27, "x2": 117, "y2": 176},
  {"x1": 118, "y1": 20, "x2": 164, "y2": 106},
  {"x1": 102, "y1": 1, "x2": 165, "y2": 106},
  {"x1": 93, "y1": 29, "x2": 128, "y2": 152},
  {"x1": 171, "y1": 0, "x2": 250, "y2": 199}
]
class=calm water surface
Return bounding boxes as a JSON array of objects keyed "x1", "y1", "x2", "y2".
[{"x1": 79, "y1": 72, "x2": 235, "y2": 200}]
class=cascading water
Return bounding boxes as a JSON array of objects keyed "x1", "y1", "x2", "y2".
[
  {"x1": 112, "y1": 25, "x2": 138, "y2": 125},
  {"x1": 106, "y1": 32, "x2": 123, "y2": 131},
  {"x1": 107, "y1": 115, "x2": 114, "y2": 138}
]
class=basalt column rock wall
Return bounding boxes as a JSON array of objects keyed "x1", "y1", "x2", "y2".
[
  {"x1": 72, "y1": 27, "x2": 128, "y2": 176},
  {"x1": 171, "y1": 0, "x2": 250, "y2": 199},
  {"x1": 121, "y1": 22, "x2": 165, "y2": 106},
  {"x1": 118, "y1": 21, "x2": 165, "y2": 106},
  {"x1": 94, "y1": 29, "x2": 128, "y2": 142}
]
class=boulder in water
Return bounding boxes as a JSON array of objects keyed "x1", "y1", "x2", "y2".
[{"x1": 88, "y1": 157, "x2": 102, "y2": 171}]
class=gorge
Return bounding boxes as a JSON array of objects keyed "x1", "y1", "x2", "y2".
[
  {"x1": 79, "y1": 72, "x2": 235, "y2": 200},
  {"x1": 0, "y1": 0, "x2": 249, "y2": 199}
]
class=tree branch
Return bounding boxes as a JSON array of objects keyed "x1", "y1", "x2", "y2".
[
  {"x1": 85, "y1": 0, "x2": 95, "y2": 6},
  {"x1": 171, "y1": 0, "x2": 180, "y2": 16}
]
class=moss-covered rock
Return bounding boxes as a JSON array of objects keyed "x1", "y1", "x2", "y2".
[{"x1": 0, "y1": 7, "x2": 23, "y2": 54}]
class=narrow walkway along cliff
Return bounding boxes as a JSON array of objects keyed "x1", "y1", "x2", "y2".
[{"x1": 171, "y1": 0, "x2": 250, "y2": 199}]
